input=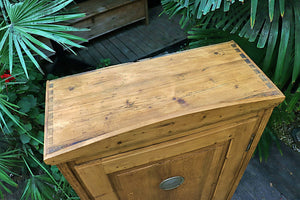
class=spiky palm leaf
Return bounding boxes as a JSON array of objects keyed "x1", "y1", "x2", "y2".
[
  {"x1": 0, "y1": 150, "x2": 20, "y2": 198},
  {"x1": 0, "y1": 0, "x2": 88, "y2": 78}
]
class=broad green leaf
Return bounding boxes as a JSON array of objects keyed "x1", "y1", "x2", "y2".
[
  {"x1": 224, "y1": 0, "x2": 231, "y2": 12},
  {"x1": 274, "y1": 4, "x2": 291, "y2": 85},
  {"x1": 257, "y1": 19, "x2": 271, "y2": 48},
  {"x1": 17, "y1": 95, "x2": 37, "y2": 113},
  {"x1": 250, "y1": 0, "x2": 258, "y2": 28},
  {"x1": 8, "y1": 27, "x2": 13, "y2": 73},
  {"x1": 35, "y1": 113, "x2": 45, "y2": 125},
  {"x1": 268, "y1": 0, "x2": 275, "y2": 21},
  {"x1": 293, "y1": 3, "x2": 300, "y2": 83},
  {"x1": 18, "y1": 37, "x2": 44, "y2": 75},
  {"x1": 279, "y1": 0, "x2": 285, "y2": 17},
  {"x1": 13, "y1": 34, "x2": 29, "y2": 78},
  {"x1": 19, "y1": 14, "x2": 86, "y2": 24},
  {"x1": 20, "y1": 134, "x2": 31, "y2": 144},
  {"x1": 0, "y1": 29, "x2": 9, "y2": 51},
  {"x1": 263, "y1": 8, "x2": 279, "y2": 72},
  {"x1": 249, "y1": 11, "x2": 266, "y2": 42}
]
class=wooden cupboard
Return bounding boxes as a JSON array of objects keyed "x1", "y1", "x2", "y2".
[{"x1": 44, "y1": 41, "x2": 284, "y2": 200}]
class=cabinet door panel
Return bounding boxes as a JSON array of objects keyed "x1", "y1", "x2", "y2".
[
  {"x1": 74, "y1": 117, "x2": 259, "y2": 200},
  {"x1": 109, "y1": 142, "x2": 229, "y2": 200}
]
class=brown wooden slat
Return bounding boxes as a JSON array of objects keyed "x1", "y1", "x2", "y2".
[
  {"x1": 85, "y1": 45, "x2": 104, "y2": 67},
  {"x1": 76, "y1": 48, "x2": 97, "y2": 67},
  {"x1": 114, "y1": 30, "x2": 147, "y2": 59},
  {"x1": 92, "y1": 40, "x2": 119, "y2": 65},
  {"x1": 108, "y1": 35, "x2": 138, "y2": 61},
  {"x1": 100, "y1": 37, "x2": 131, "y2": 63}
]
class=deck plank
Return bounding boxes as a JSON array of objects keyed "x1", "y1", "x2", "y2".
[
  {"x1": 92, "y1": 40, "x2": 120, "y2": 65},
  {"x1": 108, "y1": 35, "x2": 138, "y2": 62},
  {"x1": 74, "y1": 5, "x2": 187, "y2": 65},
  {"x1": 114, "y1": 30, "x2": 147, "y2": 58}
]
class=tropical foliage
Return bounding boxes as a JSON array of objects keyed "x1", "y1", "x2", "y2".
[
  {"x1": 161, "y1": 0, "x2": 300, "y2": 160},
  {"x1": 0, "y1": 0, "x2": 87, "y2": 198}
]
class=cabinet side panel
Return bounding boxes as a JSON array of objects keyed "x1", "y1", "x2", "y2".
[
  {"x1": 57, "y1": 163, "x2": 91, "y2": 200},
  {"x1": 225, "y1": 108, "x2": 274, "y2": 200},
  {"x1": 74, "y1": 160, "x2": 119, "y2": 200},
  {"x1": 212, "y1": 117, "x2": 260, "y2": 200}
]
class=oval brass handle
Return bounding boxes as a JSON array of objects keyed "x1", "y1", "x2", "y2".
[{"x1": 159, "y1": 176, "x2": 184, "y2": 190}]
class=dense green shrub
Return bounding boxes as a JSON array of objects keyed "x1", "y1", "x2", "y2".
[{"x1": 0, "y1": 0, "x2": 88, "y2": 198}]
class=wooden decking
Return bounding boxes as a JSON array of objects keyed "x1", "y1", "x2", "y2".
[
  {"x1": 233, "y1": 143, "x2": 299, "y2": 200},
  {"x1": 74, "y1": 6, "x2": 187, "y2": 67}
]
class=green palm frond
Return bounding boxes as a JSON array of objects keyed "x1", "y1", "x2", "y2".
[
  {"x1": 0, "y1": 150, "x2": 20, "y2": 198},
  {"x1": 0, "y1": 93, "x2": 24, "y2": 133},
  {"x1": 0, "y1": 0, "x2": 89, "y2": 78},
  {"x1": 21, "y1": 174, "x2": 55, "y2": 200}
]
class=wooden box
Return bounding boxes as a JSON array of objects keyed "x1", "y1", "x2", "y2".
[
  {"x1": 68, "y1": 0, "x2": 148, "y2": 41},
  {"x1": 44, "y1": 41, "x2": 284, "y2": 200}
]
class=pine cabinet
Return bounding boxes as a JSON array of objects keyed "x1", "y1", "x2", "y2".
[{"x1": 44, "y1": 41, "x2": 284, "y2": 200}]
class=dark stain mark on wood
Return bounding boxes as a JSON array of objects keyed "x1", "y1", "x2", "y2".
[
  {"x1": 209, "y1": 78, "x2": 215, "y2": 83},
  {"x1": 126, "y1": 100, "x2": 135, "y2": 108},
  {"x1": 231, "y1": 43, "x2": 237, "y2": 47},
  {"x1": 202, "y1": 67, "x2": 208, "y2": 71},
  {"x1": 176, "y1": 73, "x2": 186, "y2": 80},
  {"x1": 235, "y1": 48, "x2": 241, "y2": 52},
  {"x1": 49, "y1": 83, "x2": 54, "y2": 88},
  {"x1": 235, "y1": 85, "x2": 239, "y2": 88},
  {"x1": 117, "y1": 141, "x2": 122, "y2": 145},
  {"x1": 158, "y1": 122, "x2": 175, "y2": 128},
  {"x1": 105, "y1": 117, "x2": 108, "y2": 120},
  {"x1": 213, "y1": 50, "x2": 225, "y2": 56},
  {"x1": 203, "y1": 115, "x2": 207, "y2": 119},
  {"x1": 69, "y1": 86, "x2": 75, "y2": 91},
  {"x1": 172, "y1": 97, "x2": 177, "y2": 100},
  {"x1": 148, "y1": 106, "x2": 152, "y2": 109},
  {"x1": 177, "y1": 98, "x2": 186, "y2": 104}
]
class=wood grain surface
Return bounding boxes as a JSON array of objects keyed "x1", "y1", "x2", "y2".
[{"x1": 44, "y1": 41, "x2": 284, "y2": 165}]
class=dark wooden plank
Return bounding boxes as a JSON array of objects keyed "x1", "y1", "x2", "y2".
[
  {"x1": 233, "y1": 163, "x2": 287, "y2": 200},
  {"x1": 100, "y1": 38, "x2": 129, "y2": 63},
  {"x1": 247, "y1": 144, "x2": 300, "y2": 200},
  {"x1": 92, "y1": 40, "x2": 120, "y2": 65},
  {"x1": 134, "y1": 25, "x2": 163, "y2": 50},
  {"x1": 86, "y1": 44, "x2": 105, "y2": 67},
  {"x1": 108, "y1": 35, "x2": 138, "y2": 62},
  {"x1": 126, "y1": 26, "x2": 157, "y2": 53},
  {"x1": 114, "y1": 30, "x2": 147, "y2": 59},
  {"x1": 77, "y1": 48, "x2": 98, "y2": 67}
]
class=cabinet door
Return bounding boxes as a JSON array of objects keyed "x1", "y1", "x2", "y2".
[{"x1": 74, "y1": 117, "x2": 261, "y2": 200}]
